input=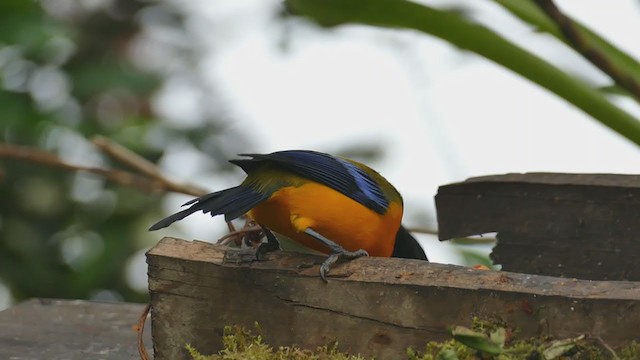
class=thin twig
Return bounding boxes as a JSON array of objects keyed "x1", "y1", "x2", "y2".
[
  {"x1": 91, "y1": 137, "x2": 243, "y2": 237},
  {"x1": 136, "y1": 302, "x2": 151, "y2": 360},
  {"x1": 534, "y1": 0, "x2": 640, "y2": 103},
  {"x1": 91, "y1": 135, "x2": 208, "y2": 197},
  {"x1": 593, "y1": 336, "x2": 620, "y2": 360},
  {"x1": 405, "y1": 227, "x2": 438, "y2": 235},
  {"x1": 0, "y1": 143, "x2": 168, "y2": 193}
]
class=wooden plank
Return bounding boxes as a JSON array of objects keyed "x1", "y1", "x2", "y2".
[
  {"x1": 491, "y1": 232, "x2": 640, "y2": 280},
  {"x1": 435, "y1": 173, "x2": 640, "y2": 280},
  {"x1": 0, "y1": 298, "x2": 151, "y2": 359},
  {"x1": 147, "y1": 237, "x2": 640, "y2": 360}
]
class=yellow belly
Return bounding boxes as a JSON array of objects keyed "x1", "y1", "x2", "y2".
[{"x1": 247, "y1": 182, "x2": 403, "y2": 257}]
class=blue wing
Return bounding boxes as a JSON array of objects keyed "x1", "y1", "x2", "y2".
[{"x1": 230, "y1": 150, "x2": 390, "y2": 214}]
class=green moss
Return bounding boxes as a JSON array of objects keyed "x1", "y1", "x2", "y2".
[
  {"x1": 187, "y1": 322, "x2": 639, "y2": 360},
  {"x1": 619, "y1": 340, "x2": 640, "y2": 358},
  {"x1": 186, "y1": 324, "x2": 369, "y2": 360}
]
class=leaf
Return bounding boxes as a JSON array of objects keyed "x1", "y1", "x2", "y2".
[
  {"x1": 598, "y1": 84, "x2": 633, "y2": 97},
  {"x1": 451, "y1": 326, "x2": 504, "y2": 355},
  {"x1": 489, "y1": 327, "x2": 507, "y2": 347},
  {"x1": 541, "y1": 335, "x2": 585, "y2": 359},
  {"x1": 455, "y1": 248, "x2": 494, "y2": 269},
  {"x1": 492, "y1": 0, "x2": 640, "y2": 87},
  {"x1": 437, "y1": 348, "x2": 459, "y2": 360},
  {"x1": 285, "y1": 0, "x2": 640, "y2": 145}
]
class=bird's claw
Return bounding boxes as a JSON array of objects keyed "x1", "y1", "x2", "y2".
[{"x1": 319, "y1": 249, "x2": 368, "y2": 282}]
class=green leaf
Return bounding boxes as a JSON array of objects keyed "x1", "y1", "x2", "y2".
[
  {"x1": 489, "y1": 327, "x2": 507, "y2": 347},
  {"x1": 451, "y1": 326, "x2": 504, "y2": 355},
  {"x1": 437, "y1": 348, "x2": 459, "y2": 360},
  {"x1": 492, "y1": 0, "x2": 640, "y2": 87},
  {"x1": 598, "y1": 84, "x2": 632, "y2": 97},
  {"x1": 455, "y1": 248, "x2": 494, "y2": 269},
  {"x1": 285, "y1": 0, "x2": 640, "y2": 146},
  {"x1": 541, "y1": 335, "x2": 585, "y2": 359}
]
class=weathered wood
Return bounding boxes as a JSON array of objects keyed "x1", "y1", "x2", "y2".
[
  {"x1": 147, "y1": 237, "x2": 640, "y2": 360},
  {"x1": 435, "y1": 173, "x2": 640, "y2": 280},
  {"x1": 0, "y1": 298, "x2": 151, "y2": 359}
]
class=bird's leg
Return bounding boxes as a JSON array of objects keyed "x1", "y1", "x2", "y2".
[
  {"x1": 303, "y1": 228, "x2": 368, "y2": 282},
  {"x1": 256, "y1": 225, "x2": 280, "y2": 260}
]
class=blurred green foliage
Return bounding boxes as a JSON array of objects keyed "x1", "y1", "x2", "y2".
[{"x1": 0, "y1": 0, "x2": 248, "y2": 305}]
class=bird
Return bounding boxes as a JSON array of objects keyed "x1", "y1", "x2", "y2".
[{"x1": 149, "y1": 150, "x2": 428, "y2": 281}]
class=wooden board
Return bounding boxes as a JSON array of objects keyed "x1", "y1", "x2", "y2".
[
  {"x1": 435, "y1": 173, "x2": 640, "y2": 280},
  {"x1": 0, "y1": 298, "x2": 151, "y2": 359},
  {"x1": 147, "y1": 237, "x2": 640, "y2": 359}
]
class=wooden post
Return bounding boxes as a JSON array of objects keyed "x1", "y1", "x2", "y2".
[
  {"x1": 435, "y1": 173, "x2": 640, "y2": 280},
  {"x1": 147, "y1": 237, "x2": 640, "y2": 359}
]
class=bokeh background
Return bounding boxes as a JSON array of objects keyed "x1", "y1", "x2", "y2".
[{"x1": 0, "y1": 0, "x2": 638, "y2": 310}]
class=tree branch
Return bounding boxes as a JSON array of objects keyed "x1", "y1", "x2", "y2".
[
  {"x1": 0, "y1": 142, "x2": 205, "y2": 197},
  {"x1": 534, "y1": 0, "x2": 640, "y2": 103},
  {"x1": 91, "y1": 136, "x2": 207, "y2": 197}
]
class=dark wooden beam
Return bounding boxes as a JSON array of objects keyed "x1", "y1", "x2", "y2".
[
  {"x1": 435, "y1": 173, "x2": 640, "y2": 280},
  {"x1": 147, "y1": 237, "x2": 640, "y2": 359}
]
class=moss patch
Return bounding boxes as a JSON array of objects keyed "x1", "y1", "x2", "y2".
[
  {"x1": 186, "y1": 324, "x2": 367, "y2": 360},
  {"x1": 186, "y1": 322, "x2": 640, "y2": 360}
]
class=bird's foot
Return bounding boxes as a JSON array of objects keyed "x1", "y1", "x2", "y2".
[
  {"x1": 320, "y1": 248, "x2": 368, "y2": 282},
  {"x1": 302, "y1": 228, "x2": 369, "y2": 281}
]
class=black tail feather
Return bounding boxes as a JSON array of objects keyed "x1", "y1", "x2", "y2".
[
  {"x1": 392, "y1": 225, "x2": 428, "y2": 261},
  {"x1": 148, "y1": 206, "x2": 201, "y2": 231},
  {"x1": 148, "y1": 185, "x2": 269, "y2": 231}
]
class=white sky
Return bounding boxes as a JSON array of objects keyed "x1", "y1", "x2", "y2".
[{"x1": 155, "y1": 0, "x2": 640, "y2": 264}]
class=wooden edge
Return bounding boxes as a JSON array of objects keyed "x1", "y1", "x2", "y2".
[
  {"x1": 434, "y1": 173, "x2": 640, "y2": 241},
  {"x1": 147, "y1": 237, "x2": 640, "y2": 300},
  {"x1": 441, "y1": 173, "x2": 640, "y2": 188}
]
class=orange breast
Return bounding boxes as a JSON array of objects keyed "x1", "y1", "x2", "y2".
[{"x1": 247, "y1": 182, "x2": 403, "y2": 257}]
